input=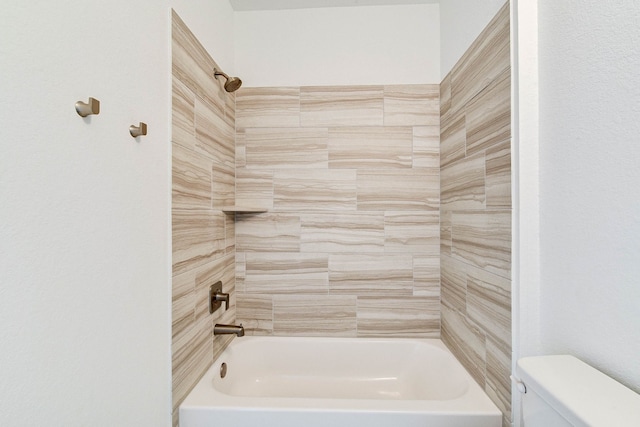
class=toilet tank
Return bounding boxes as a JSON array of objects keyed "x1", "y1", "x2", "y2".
[{"x1": 516, "y1": 355, "x2": 640, "y2": 427}]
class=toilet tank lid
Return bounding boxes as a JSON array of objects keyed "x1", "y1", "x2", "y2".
[{"x1": 516, "y1": 355, "x2": 640, "y2": 426}]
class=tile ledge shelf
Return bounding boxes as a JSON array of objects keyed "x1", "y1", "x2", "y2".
[{"x1": 222, "y1": 206, "x2": 269, "y2": 213}]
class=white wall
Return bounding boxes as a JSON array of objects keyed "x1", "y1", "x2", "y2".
[
  {"x1": 0, "y1": 0, "x2": 237, "y2": 423},
  {"x1": 439, "y1": 0, "x2": 506, "y2": 78},
  {"x1": 0, "y1": 2, "x2": 173, "y2": 425},
  {"x1": 234, "y1": 4, "x2": 440, "y2": 87},
  {"x1": 537, "y1": 0, "x2": 640, "y2": 392}
]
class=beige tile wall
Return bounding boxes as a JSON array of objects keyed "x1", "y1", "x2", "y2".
[
  {"x1": 439, "y1": 3, "x2": 512, "y2": 427},
  {"x1": 171, "y1": 10, "x2": 237, "y2": 426},
  {"x1": 235, "y1": 85, "x2": 440, "y2": 338},
  {"x1": 171, "y1": 5, "x2": 512, "y2": 426}
]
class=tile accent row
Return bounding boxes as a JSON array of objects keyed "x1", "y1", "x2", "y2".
[
  {"x1": 235, "y1": 83, "x2": 440, "y2": 338},
  {"x1": 236, "y1": 85, "x2": 441, "y2": 129},
  {"x1": 237, "y1": 168, "x2": 440, "y2": 212},
  {"x1": 237, "y1": 294, "x2": 439, "y2": 338},
  {"x1": 439, "y1": 3, "x2": 512, "y2": 427}
]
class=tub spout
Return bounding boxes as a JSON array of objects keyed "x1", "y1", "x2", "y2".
[{"x1": 214, "y1": 324, "x2": 244, "y2": 337}]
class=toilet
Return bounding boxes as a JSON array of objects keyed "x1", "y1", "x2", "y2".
[{"x1": 516, "y1": 355, "x2": 640, "y2": 426}]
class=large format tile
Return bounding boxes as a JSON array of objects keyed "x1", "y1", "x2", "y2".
[
  {"x1": 235, "y1": 87, "x2": 300, "y2": 128},
  {"x1": 235, "y1": 252, "x2": 246, "y2": 292},
  {"x1": 235, "y1": 169, "x2": 273, "y2": 209},
  {"x1": 172, "y1": 269, "x2": 195, "y2": 341},
  {"x1": 273, "y1": 295, "x2": 357, "y2": 336},
  {"x1": 235, "y1": 213, "x2": 301, "y2": 252},
  {"x1": 357, "y1": 297, "x2": 439, "y2": 338},
  {"x1": 383, "y1": 84, "x2": 440, "y2": 126},
  {"x1": 274, "y1": 169, "x2": 357, "y2": 211},
  {"x1": 195, "y1": 96, "x2": 234, "y2": 167},
  {"x1": 328, "y1": 127, "x2": 413, "y2": 169},
  {"x1": 329, "y1": 254, "x2": 413, "y2": 296},
  {"x1": 450, "y1": 2, "x2": 510, "y2": 110},
  {"x1": 485, "y1": 140, "x2": 511, "y2": 209},
  {"x1": 438, "y1": 3, "x2": 511, "y2": 424},
  {"x1": 224, "y1": 211, "x2": 235, "y2": 254},
  {"x1": 171, "y1": 315, "x2": 212, "y2": 413},
  {"x1": 413, "y1": 255, "x2": 440, "y2": 297},
  {"x1": 465, "y1": 67, "x2": 511, "y2": 156},
  {"x1": 440, "y1": 109, "x2": 466, "y2": 167},
  {"x1": 357, "y1": 170, "x2": 439, "y2": 211},
  {"x1": 440, "y1": 210, "x2": 452, "y2": 256},
  {"x1": 384, "y1": 211, "x2": 439, "y2": 253},
  {"x1": 440, "y1": 72, "x2": 452, "y2": 117},
  {"x1": 171, "y1": 11, "x2": 223, "y2": 112},
  {"x1": 172, "y1": 78, "x2": 195, "y2": 149},
  {"x1": 211, "y1": 160, "x2": 234, "y2": 209},
  {"x1": 441, "y1": 152, "x2": 486, "y2": 210},
  {"x1": 300, "y1": 86, "x2": 384, "y2": 127},
  {"x1": 466, "y1": 265, "x2": 511, "y2": 347},
  {"x1": 412, "y1": 126, "x2": 440, "y2": 169},
  {"x1": 223, "y1": 90, "x2": 235, "y2": 128},
  {"x1": 486, "y1": 337, "x2": 512, "y2": 425},
  {"x1": 235, "y1": 129, "x2": 246, "y2": 168},
  {"x1": 232, "y1": 83, "x2": 445, "y2": 350},
  {"x1": 172, "y1": 10, "x2": 214, "y2": 82},
  {"x1": 236, "y1": 294, "x2": 273, "y2": 335},
  {"x1": 440, "y1": 254, "x2": 467, "y2": 313},
  {"x1": 172, "y1": 209, "x2": 226, "y2": 275},
  {"x1": 441, "y1": 305, "x2": 486, "y2": 387},
  {"x1": 172, "y1": 143, "x2": 211, "y2": 210},
  {"x1": 451, "y1": 210, "x2": 511, "y2": 279},
  {"x1": 172, "y1": 11, "x2": 238, "y2": 426},
  {"x1": 300, "y1": 212, "x2": 385, "y2": 253},
  {"x1": 244, "y1": 127, "x2": 328, "y2": 169},
  {"x1": 244, "y1": 253, "x2": 329, "y2": 294}
]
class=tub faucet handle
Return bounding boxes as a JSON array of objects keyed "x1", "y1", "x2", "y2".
[
  {"x1": 214, "y1": 291, "x2": 230, "y2": 310},
  {"x1": 209, "y1": 281, "x2": 229, "y2": 313}
]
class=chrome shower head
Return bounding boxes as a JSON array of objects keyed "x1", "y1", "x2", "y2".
[{"x1": 214, "y1": 68, "x2": 242, "y2": 93}]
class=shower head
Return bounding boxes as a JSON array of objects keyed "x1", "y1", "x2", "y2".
[{"x1": 214, "y1": 68, "x2": 242, "y2": 93}]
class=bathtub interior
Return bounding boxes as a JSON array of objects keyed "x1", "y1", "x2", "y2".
[
  {"x1": 213, "y1": 337, "x2": 470, "y2": 400},
  {"x1": 179, "y1": 337, "x2": 502, "y2": 427}
]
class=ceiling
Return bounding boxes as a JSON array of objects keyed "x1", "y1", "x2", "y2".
[{"x1": 229, "y1": 0, "x2": 438, "y2": 12}]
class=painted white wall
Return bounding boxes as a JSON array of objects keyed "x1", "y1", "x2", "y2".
[
  {"x1": 234, "y1": 4, "x2": 440, "y2": 87},
  {"x1": 171, "y1": 0, "x2": 236, "y2": 73},
  {"x1": 439, "y1": 0, "x2": 507, "y2": 78},
  {"x1": 536, "y1": 0, "x2": 640, "y2": 392},
  {"x1": 0, "y1": 2, "x2": 173, "y2": 425},
  {"x1": 0, "y1": 0, "x2": 235, "y2": 421}
]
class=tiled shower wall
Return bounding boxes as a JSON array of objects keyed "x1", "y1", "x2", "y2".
[
  {"x1": 171, "y1": 11, "x2": 237, "y2": 426},
  {"x1": 170, "y1": 4, "x2": 511, "y2": 426},
  {"x1": 234, "y1": 86, "x2": 441, "y2": 337},
  {"x1": 439, "y1": 2, "x2": 512, "y2": 426}
]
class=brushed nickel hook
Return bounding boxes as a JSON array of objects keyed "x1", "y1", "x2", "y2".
[
  {"x1": 129, "y1": 122, "x2": 147, "y2": 138},
  {"x1": 75, "y1": 97, "x2": 100, "y2": 117}
]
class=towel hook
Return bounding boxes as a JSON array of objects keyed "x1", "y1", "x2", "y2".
[
  {"x1": 129, "y1": 122, "x2": 147, "y2": 138},
  {"x1": 75, "y1": 97, "x2": 100, "y2": 117}
]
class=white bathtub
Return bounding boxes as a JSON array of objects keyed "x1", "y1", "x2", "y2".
[{"x1": 179, "y1": 337, "x2": 501, "y2": 427}]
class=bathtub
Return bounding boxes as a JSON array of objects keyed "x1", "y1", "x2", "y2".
[{"x1": 179, "y1": 337, "x2": 501, "y2": 427}]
